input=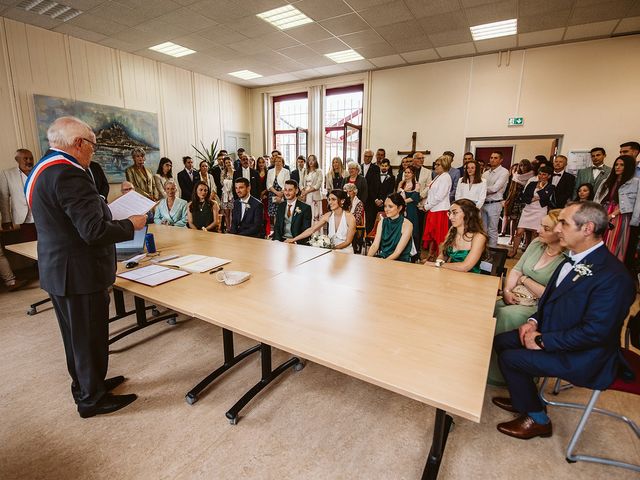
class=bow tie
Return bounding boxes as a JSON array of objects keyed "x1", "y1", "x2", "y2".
[
  {"x1": 592, "y1": 166, "x2": 603, "y2": 171},
  {"x1": 552, "y1": 173, "x2": 561, "y2": 177},
  {"x1": 563, "y1": 254, "x2": 575, "y2": 265}
]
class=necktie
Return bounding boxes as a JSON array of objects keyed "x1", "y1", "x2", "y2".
[{"x1": 287, "y1": 204, "x2": 292, "y2": 218}]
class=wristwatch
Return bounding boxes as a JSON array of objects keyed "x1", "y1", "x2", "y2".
[{"x1": 534, "y1": 334, "x2": 545, "y2": 350}]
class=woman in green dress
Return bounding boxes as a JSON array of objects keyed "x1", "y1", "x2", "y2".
[
  {"x1": 487, "y1": 209, "x2": 565, "y2": 385},
  {"x1": 367, "y1": 193, "x2": 413, "y2": 262},
  {"x1": 424, "y1": 199, "x2": 487, "y2": 273}
]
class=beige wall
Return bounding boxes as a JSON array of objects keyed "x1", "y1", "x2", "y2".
[{"x1": 0, "y1": 18, "x2": 251, "y2": 175}]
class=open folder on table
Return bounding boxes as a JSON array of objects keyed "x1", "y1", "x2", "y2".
[
  {"x1": 117, "y1": 265, "x2": 189, "y2": 287},
  {"x1": 158, "y1": 254, "x2": 231, "y2": 273}
]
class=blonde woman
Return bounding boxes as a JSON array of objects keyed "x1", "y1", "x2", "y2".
[
  {"x1": 326, "y1": 156, "x2": 345, "y2": 191},
  {"x1": 220, "y1": 157, "x2": 235, "y2": 232},
  {"x1": 267, "y1": 155, "x2": 290, "y2": 222},
  {"x1": 301, "y1": 154, "x2": 323, "y2": 222},
  {"x1": 421, "y1": 155, "x2": 452, "y2": 260}
]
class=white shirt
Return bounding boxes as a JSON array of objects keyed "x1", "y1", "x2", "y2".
[
  {"x1": 555, "y1": 241, "x2": 603, "y2": 287},
  {"x1": 455, "y1": 178, "x2": 487, "y2": 209},
  {"x1": 242, "y1": 166, "x2": 250, "y2": 179},
  {"x1": 592, "y1": 165, "x2": 604, "y2": 179},
  {"x1": 20, "y1": 170, "x2": 34, "y2": 223},
  {"x1": 240, "y1": 196, "x2": 250, "y2": 219},
  {"x1": 482, "y1": 165, "x2": 510, "y2": 201},
  {"x1": 363, "y1": 162, "x2": 371, "y2": 177},
  {"x1": 552, "y1": 169, "x2": 564, "y2": 186}
]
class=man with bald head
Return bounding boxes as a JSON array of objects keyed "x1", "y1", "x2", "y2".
[
  {"x1": 1, "y1": 148, "x2": 36, "y2": 242},
  {"x1": 362, "y1": 149, "x2": 380, "y2": 232},
  {"x1": 26, "y1": 116, "x2": 147, "y2": 418}
]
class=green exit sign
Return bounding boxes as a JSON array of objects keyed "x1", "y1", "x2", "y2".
[{"x1": 508, "y1": 117, "x2": 524, "y2": 126}]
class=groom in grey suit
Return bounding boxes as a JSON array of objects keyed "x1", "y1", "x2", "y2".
[{"x1": 573, "y1": 147, "x2": 611, "y2": 198}]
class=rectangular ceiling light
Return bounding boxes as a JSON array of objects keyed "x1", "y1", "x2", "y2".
[
  {"x1": 325, "y1": 49, "x2": 364, "y2": 64},
  {"x1": 17, "y1": 0, "x2": 82, "y2": 22},
  {"x1": 149, "y1": 42, "x2": 195, "y2": 58},
  {"x1": 257, "y1": 5, "x2": 313, "y2": 30},
  {"x1": 228, "y1": 70, "x2": 263, "y2": 80},
  {"x1": 470, "y1": 18, "x2": 517, "y2": 41}
]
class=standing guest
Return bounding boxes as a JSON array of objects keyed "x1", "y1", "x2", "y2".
[
  {"x1": 267, "y1": 155, "x2": 289, "y2": 226},
  {"x1": 422, "y1": 155, "x2": 452, "y2": 260},
  {"x1": 368, "y1": 192, "x2": 413, "y2": 262},
  {"x1": 482, "y1": 151, "x2": 510, "y2": 247},
  {"x1": 255, "y1": 156, "x2": 270, "y2": 237},
  {"x1": 229, "y1": 177, "x2": 264, "y2": 238},
  {"x1": 326, "y1": 156, "x2": 345, "y2": 192},
  {"x1": 27, "y1": 116, "x2": 146, "y2": 417},
  {"x1": 177, "y1": 156, "x2": 197, "y2": 202},
  {"x1": 375, "y1": 148, "x2": 386, "y2": 164},
  {"x1": 220, "y1": 157, "x2": 235, "y2": 232},
  {"x1": 187, "y1": 181, "x2": 218, "y2": 231},
  {"x1": 234, "y1": 147, "x2": 245, "y2": 170},
  {"x1": 595, "y1": 155, "x2": 640, "y2": 261},
  {"x1": 398, "y1": 165, "x2": 421, "y2": 260},
  {"x1": 502, "y1": 160, "x2": 534, "y2": 246},
  {"x1": 0, "y1": 239, "x2": 26, "y2": 291},
  {"x1": 509, "y1": 166, "x2": 555, "y2": 258},
  {"x1": 489, "y1": 209, "x2": 565, "y2": 385},
  {"x1": 290, "y1": 155, "x2": 307, "y2": 187},
  {"x1": 196, "y1": 160, "x2": 215, "y2": 194},
  {"x1": 361, "y1": 149, "x2": 380, "y2": 233},
  {"x1": 574, "y1": 183, "x2": 595, "y2": 202},
  {"x1": 89, "y1": 161, "x2": 109, "y2": 200},
  {"x1": 233, "y1": 153, "x2": 259, "y2": 198},
  {"x1": 550, "y1": 155, "x2": 575, "y2": 208},
  {"x1": 619, "y1": 141, "x2": 640, "y2": 176},
  {"x1": 458, "y1": 152, "x2": 474, "y2": 178},
  {"x1": 376, "y1": 158, "x2": 395, "y2": 209},
  {"x1": 210, "y1": 152, "x2": 225, "y2": 199},
  {"x1": 153, "y1": 157, "x2": 174, "y2": 199},
  {"x1": 619, "y1": 141, "x2": 640, "y2": 274},
  {"x1": 249, "y1": 155, "x2": 256, "y2": 169},
  {"x1": 455, "y1": 159, "x2": 487, "y2": 209},
  {"x1": 412, "y1": 152, "x2": 431, "y2": 245},
  {"x1": 446, "y1": 155, "x2": 460, "y2": 203},
  {"x1": 345, "y1": 161, "x2": 368, "y2": 205},
  {"x1": 1, "y1": 148, "x2": 37, "y2": 242},
  {"x1": 300, "y1": 154, "x2": 323, "y2": 223},
  {"x1": 287, "y1": 190, "x2": 355, "y2": 252},
  {"x1": 125, "y1": 147, "x2": 159, "y2": 201},
  {"x1": 153, "y1": 180, "x2": 187, "y2": 227},
  {"x1": 343, "y1": 183, "x2": 364, "y2": 253},
  {"x1": 273, "y1": 179, "x2": 312, "y2": 244},
  {"x1": 396, "y1": 155, "x2": 413, "y2": 188},
  {"x1": 493, "y1": 202, "x2": 635, "y2": 440},
  {"x1": 424, "y1": 199, "x2": 487, "y2": 273},
  {"x1": 573, "y1": 147, "x2": 611, "y2": 197}
]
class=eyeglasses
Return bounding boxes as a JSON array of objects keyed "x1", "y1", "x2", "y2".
[{"x1": 81, "y1": 138, "x2": 96, "y2": 149}]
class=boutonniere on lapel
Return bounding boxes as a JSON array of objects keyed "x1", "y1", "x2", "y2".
[
  {"x1": 572, "y1": 263, "x2": 593, "y2": 282},
  {"x1": 294, "y1": 207, "x2": 301, "y2": 215}
]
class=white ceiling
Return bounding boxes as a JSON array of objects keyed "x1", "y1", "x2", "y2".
[{"x1": 1, "y1": 0, "x2": 639, "y2": 87}]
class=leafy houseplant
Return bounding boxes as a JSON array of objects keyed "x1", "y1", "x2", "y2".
[{"x1": 192, "y1": 139, "x2": 220, "y2": 169}]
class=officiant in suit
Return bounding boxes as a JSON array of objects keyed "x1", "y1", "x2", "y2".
[
  {"x1": 492, "y1": 201, "x2": 635, "y2": 439},
  {"x1": 229, "y1": 177, "x2": 263, "y2": 238},
  {"x1": 272, "y1": 179, "x2": 312, "y2": 244},
  {"x1": 573, "y1": 147, "x2": 611, "y2": 198}
]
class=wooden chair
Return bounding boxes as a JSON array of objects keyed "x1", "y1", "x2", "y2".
[{"x1": 363, "y1": 212, "x2": 384, "y2": 255}]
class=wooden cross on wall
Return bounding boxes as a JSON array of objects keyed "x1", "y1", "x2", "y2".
[{"x1": 397, "y1": 131, "x2": 430, "y2": 156}]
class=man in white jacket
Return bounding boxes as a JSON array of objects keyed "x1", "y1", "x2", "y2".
[{"x1": 1, "y1": 148, "x2": 37, "y2": 242}]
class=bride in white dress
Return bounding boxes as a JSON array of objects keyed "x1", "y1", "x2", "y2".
[{"x1": 285, "y1": 190, "x2": 356, "y2": 252}]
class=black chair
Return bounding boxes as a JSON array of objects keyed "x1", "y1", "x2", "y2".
[{"x1": 480, "y1": 247, "x2": 508, "y2": 291}]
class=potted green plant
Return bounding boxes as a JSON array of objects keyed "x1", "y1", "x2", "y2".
[{"x1": 192, "y1": 139, "x2": 220, "y2": 168}]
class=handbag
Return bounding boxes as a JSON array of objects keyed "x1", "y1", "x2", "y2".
[{"x1": 511, "y1": 284, "x2": 537, "y2": 306}]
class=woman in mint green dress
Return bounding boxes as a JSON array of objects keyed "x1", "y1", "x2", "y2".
[
  {"x1": 423, "y1": 199, "x2": 487, "y2": 273},
  {"x1": 487, "y1": 209, "x2": 565, "y2": 385},
  {"x1": 368, "y1": 193, "x2": 413, "y2": 262}
]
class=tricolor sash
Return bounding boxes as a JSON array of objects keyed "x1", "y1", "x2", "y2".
[{"x1": 24, "y1": 150, "x2": 85, "y2": 208}]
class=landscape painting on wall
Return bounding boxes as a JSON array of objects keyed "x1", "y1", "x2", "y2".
[{"x1": 34, "y1": 95, "x2": 160, "y2": 183}]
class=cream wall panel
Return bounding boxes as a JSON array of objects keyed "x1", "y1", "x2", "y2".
[
  {"x1": 193, "y1": 73, "x2": 222, "y2": 149},
  {"x1": 159, "y1": 64, "x2": 195, "y2": 163},
  {"x1": 0, "y1": 20, "x2": 20, "y2": 170},
  {"x1": 68, "y1": 37, "x2": 123, "y2": 106},
  {"x1": 220, "y1": 82, "x2": 251, "y2": 139},
  {"x1": 120, "y1": 51, "x2": 160, "y2": 113}
]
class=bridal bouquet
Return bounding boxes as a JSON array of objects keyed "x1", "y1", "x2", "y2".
[{"x1": 309, "y1": 234, "x2": 333, "y2": 249}]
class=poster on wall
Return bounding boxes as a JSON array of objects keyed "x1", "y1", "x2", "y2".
[{"x1": 33, "y1": 95, "x2": 160, "y2": 183}]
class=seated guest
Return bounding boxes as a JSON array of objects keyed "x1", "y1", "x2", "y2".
[
  {"x1": 0, "y1": 239, "x2": 27, "y2": 291},
  {"x1": 273, "y1": 180, "x2": 312, "y2": 244},
  {"x1": 125, "y1": 147, "x2": 159, "y2": 200},
  {"x1": 120, "y1": 181, "x2": 134, "y2": 195},
  {"x1": 493, "y1": 201, "x2": 635, "y2": 439},
  {"x1": 229, "y1": 177, "x2": 264, "y2": 238},
  {"x1": 290, "y1": 155, "x2": 307, "y2": 187},
  {"x1": 574, "y1": 182, "x2": 594, "y2": 202},
  {"x1": 154, "y1": 157, "x2": 175, "y2": 199},
  {"x1": 424, "y1": 199, "x2": 486, "y2": 272},
  {"x1": 286, "y1": 190, "x2": 356, "y2": 252},
  {"x1": 455, "y1": 159, "x2": 487, "y2": 209},
  {"x1": 376, "y1": 158, "x2": 396, "y2": 212},
  {"x1": 326, "y1": 156, "x2": 345, "y2": 192},
  {"x1": 367, "y1": 192, "x2": 413, "y2": 262},
  {"x1": 345, "y1": 161, "x2": 368, "y2": 204},
  {"x1": 509, "y1": 165, "x2": 555, "y2": 258},
  {"x1": 187, "y1": 181, "x2": 219, "y2": 231},
  {"x1": 343, "y1": 183, "x2": 364, "y2": 253},
  {"x1": 488, "y1": 209, "x2": 565, "y2": 385},
  {"x1": 154, "y1": 180, "x2": 187, "y2": 227},
  {"x1": 422, "y1": 155, "x2": 452, "y2": 260}
]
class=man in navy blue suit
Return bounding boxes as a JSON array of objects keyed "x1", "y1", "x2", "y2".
[
  {"x1": 229, "y1": 177, "x2": 264, "y2": 238},
  {"x1": 493, "y1": 201, "x2": 635, "y2": 439}
]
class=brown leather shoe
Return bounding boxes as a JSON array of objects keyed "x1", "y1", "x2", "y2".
[
  {"x1": 492, "y1": 396, "x2": 519, "y2": 413},
  {"x1": 497, "y1": 414, "x2": 552, "y2": 439}
]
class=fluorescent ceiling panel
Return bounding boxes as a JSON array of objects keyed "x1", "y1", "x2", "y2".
[
  {"x1": 257, "y1": 5, "x2": 313, "y2": 30},
  {"x1": 325, "y1": 49, "x2": 364, "y2": 63},
  {"x1": 470, "y1": 18, "x2": 517, "y2": 41},
  {"x1": 149, "y1": 42, "x2": 196, "y2": 58},
  {"x1": 228, "y1": 70, "x2": 263, "y2": 80}
]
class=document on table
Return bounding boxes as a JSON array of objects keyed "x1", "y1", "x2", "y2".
[
  {"x1": 108, "y1": 191, "x2": 157, "y2": 220},
  {"x1": 159, "y1": 254, "x2": 231, "y2": 273},
  {"x1": 117, "y1": 264, "x2": 189, "y2": 286}
]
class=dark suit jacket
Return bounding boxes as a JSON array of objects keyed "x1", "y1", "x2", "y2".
[
  {"x1": 30, "y1": 150, "x2": 134, "y2": 296},
  {"x1": 177, "y1": 169, "x2": 197, "y2": 201},
  {"x1": 376, "y1": 172, "x2": 396, "y2": 205},
  {"x1": 272, "y1": 200, "x2": 312, "y2": 244},
  {"x1": 362, "y1": 163, "x2": 380, "y2": 206},
  {"x1": 347, "y1": 174, "x2": 368, "y2": 204},
  {"x1": 89, "y1": 161, "x2": 109, "y2": 199},
  {"x1": 290, "y1": 169, "x2": 303, "y2": 186},
  {"x1": 233, "y1": 168, "x2": 259, "y2": 198},
  {"x1": 229, "y1": 195, "x2": 264, "y2": 238},
  {"x1": 552, "y1": 171, "x2": 576, "y2": 208},
  {"x1": 210, "y1": 164, "x2": 223, "y2": 198},
  {"x1": 521, "y1": 181, "x2": 555, "y2": 208},
  {"x1": 531, "y1": 245, "x2": 635, "y2": 390}
]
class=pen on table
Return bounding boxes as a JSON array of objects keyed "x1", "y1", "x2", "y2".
[{"x1": 209, "y1": 267, "x2": 224, "y2": 275}]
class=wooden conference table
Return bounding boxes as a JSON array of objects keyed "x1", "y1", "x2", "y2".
[{"x1": 8, "y1": 224, "x2": 498, "y2": 480}]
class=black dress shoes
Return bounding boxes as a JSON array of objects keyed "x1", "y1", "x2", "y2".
[
  {"x1": 497, "y1": 414, "x2": 553, "y2": 439},
  {"x1": 78, "y1": 393, "x2": 137, "y2": 418},
  {"x1": 492, "y1": 396, "x2": 519, "y2": 413},
  {"x1": 105, "y1": 375, "x2": 126, "y2": 391}
]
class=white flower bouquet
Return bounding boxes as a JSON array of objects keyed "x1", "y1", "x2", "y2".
[{"x1": 309, "y1": 234, "x2": 334, "y2": 249}]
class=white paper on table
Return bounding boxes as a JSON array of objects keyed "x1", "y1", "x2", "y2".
[
  {"x1": 180, "y1": 257, "x2": 231, "y2": 273},
  {"x1": 117, "y1": 264, "x2": 189, "y2": 286},
  {"x1": 160, "y1": 254, "x2": 208, "y2": 267},
  {"x1": 108, "y1": 191, "x2": 157, "y2": 220}
]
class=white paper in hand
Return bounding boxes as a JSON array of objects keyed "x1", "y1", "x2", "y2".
[{"x1": 109, "y1": 191, "x2": 157, "y2": 220}]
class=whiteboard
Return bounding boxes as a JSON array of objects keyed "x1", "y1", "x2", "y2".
[{"x1": 567, "y1": 150, "x2": 591, "y2": 175}]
